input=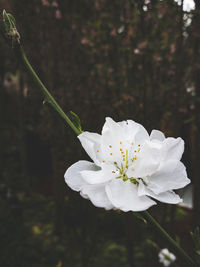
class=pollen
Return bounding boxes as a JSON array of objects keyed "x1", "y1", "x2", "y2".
[
  {"x1": 133, "y1": 156, "x2": 137, "y2": 160},
  {"x1": 122, "y1": 154, "x2": 125, "y2": 157},
  {"x1": 120, "y1": 141, "x2": 122, "y2": 144},
  {"x1": 102, "y1": 160, "x2": 105, "y2": 163},
  {"x1": 134, "y1": 150, "x2": 137, "y2": 153},
  {"x1": 123, "y1": 158, "x2": 125, "y2": 161},
  {"x1": 97, "y1": 150, "x2": 99, "y2": 152},
  {"x1": 109, "y1": 145, "x2": 112, "y2": 148},
  {"x1": 120, "y1": 148, "x2": 122, "y2": 151},
  {"x1": 110, "y1": 153, "x2": 112, "y2": 155},
  {"x1": 125, "y1": 164, "x2": 128, "y2": 168},
  {"x1": 131, "y1": 142, "x2": 134, "y2": 145}
]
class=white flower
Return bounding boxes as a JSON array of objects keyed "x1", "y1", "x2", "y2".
[
  {"x1": 158, "y1": 248, "x2": 176, "y2": 266},
  {"x1": 64, "y1": 117, "x2": 190, "y2": 211}
]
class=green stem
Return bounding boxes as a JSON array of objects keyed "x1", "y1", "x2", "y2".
[
  {"x1": 142, "y1": 210, "x2": 197, "y2": 267},
  {"x1": 15, "y1": 45, "x2": 82, "y2": 136}
]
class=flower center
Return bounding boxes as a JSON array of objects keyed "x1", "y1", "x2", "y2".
[
  {"x1": 98, "y1": 141, "x2": 144, "y2": 185},
  {"x1": 114, "y1": 161, "x2": 139, "y2": 184}
]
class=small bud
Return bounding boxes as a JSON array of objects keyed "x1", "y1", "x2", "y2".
[{"x1": 2, "y1": 10, "x2": 20, "y2": 46}]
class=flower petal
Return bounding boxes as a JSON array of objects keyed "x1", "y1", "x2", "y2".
[
  {"x1": 150, "y1": 130, "x2": 165, "y2": 141},
  {"x1": 78, "y1": 132, "x2": 102, "y2": 166},
  {"x1": 161, "y1": 137, "x2": 184, "y2": 161},
  {"x1": 80, "y1": 164, "x2": 115, "y2": 184},
  {"x1": 148, "y1": 161, "x2": 190, "y2": 194},
  {"x1": 138, "y1": 182, "x2": 182, "y2": 204},
  {"x1": 151, "y1": 191, "x2": 182, "y2": 204},
  {"x1": 178, "y1": 185, "x2": 193, "y2": 209},
  {"x1": 81, "y1": 183, "x2": 114, "y2": 210},
  {"x1": 105, "y1": 179, "x2": 156, "y2": 212},
  {"x1": 64, "y1": 160, "x2": 96, "y2": 191},
  {"x1": 101, "y1": 118, "x2": 150, "y2": 165},
  {"x1": 128, "y1": 141, "x2": 160, "y2": 178}
]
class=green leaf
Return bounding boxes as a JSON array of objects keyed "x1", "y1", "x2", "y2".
[{"x1": 69, "y1": 111, "x2": 82, "y2": 133}]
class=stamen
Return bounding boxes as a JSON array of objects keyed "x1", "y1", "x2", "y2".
[
  {"x1": 97, "y1": 150, "x2": 99, "y2": 152},
  {"x1": 123, "y1": 158, "x2": 125, "y2": 161},
  {"x1": 125, "y1": 164, "x2": 128, "y2": 168},
  {"x1": 126, "y1": 149, "x2": 128, "y2": 166},
  {"x1": 109, "y1": 145, "x2": 112, "y2": 148},
  {"x1": 112, "y1": 171, "x2": 115, "y2": 173},
  {"x1": 110, "y1": 153, "x2": 112, "y2": 155},
  {"x1": 102, "y1": 160, "x2": 105, "y2": 163},
  {"x1": 131, "y1": 142, "x2": 134, "y2": 145},
  {"x1": 120, "y1": 148, "x2": 122, "y2": 151},
  {"x1": 134, "y1": 150, "x2": 137, "y2": 153},
  {"x1": 120, "y1": 141, "x2": 122, "y2": 144}
]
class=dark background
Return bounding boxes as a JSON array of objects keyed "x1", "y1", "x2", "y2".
[{"x1": 0, "y1": 0, "x2": 200, "y2": 266}]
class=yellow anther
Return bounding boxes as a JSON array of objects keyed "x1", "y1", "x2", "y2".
[
  {"x1": 112, "y1": 171, "x2": 115, "y2": 173},
  {"x1": 120, "y1": 141, "x2": 122, "y2": 144},
  {"x1": 109, "y1": 145, "x2": 112, "y2": 148},
  {"x1": 131, "y1": 142, "x2": 134, "y2": 145},
  {"x1": 134, "y1": 150, "x2": 137, "y2": 153},
  {"x1": 120, "y1": 148, "x2": 122, "y2": 151},
  {"x1": 97, "y1": 150, "x2": 99, "y2": 152},
  {"x1": 123, "y1": 158, "x2": 125, "y2": 161},
  {"x1": 125, "y1": 164, "x2": 128, "y2": 168},
  {"x1": 102, "y1": 160, "x2": 105, "y2": 163},
  {"x1": 133, "y1": 156, "x2": 137, "y2": 160},
  {"x1": 110, "y1": 153, "x2": 112, "y2": 155},
  {"x1": 138, "y1": 148, "x2": 141, "y2": 152},
  {"x1": 122, "y1": 154, "x2": 125, "y2": 157}
]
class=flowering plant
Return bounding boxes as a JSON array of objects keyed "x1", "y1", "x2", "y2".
[
  {"x1": 65, "y1": 117, "x2": 190, "y2": 212},
  {"x1": 1, "y1": 11, "x2": 195, "y2": 266},
  {"x1": 158, "y1": 248, "x2": 176, "y2": 266}
]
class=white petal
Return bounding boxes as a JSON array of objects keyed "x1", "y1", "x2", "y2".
[
  {"x1": 105, "y1": 179, "x2": 156, "y2": 212},
  {"x1": 138, "y1": 180, "x2": 182, "y2": 204},
  {"x1": 80, "y1": 164, "x2": 115, "y2": 184},
  {"x1": 78, "y1": 132, "x2": 102, "y2": 166},
  {"x1": 64, "y1": 160, "x2": 96, "y2": 191},
  {"x1": 119, "y1": 119, "x2": 149, "y2": 144},
  {"x1": 101, "y1": 118, "x2": 149, "y2": 164},
  {"x1": 178, "y1": 185, "x2": 193, "y2": 209},
  {"x1": 128, "y1": 120, "x2": 149, "y2": 145},
  {"x1": 150, "y1": 129, "x2": 165, "y2": 141},
  {"x1": 149, "y1": 190, "x2": 181, "y2": 204},
  {"x1": 148, "y1": 161, "x2": 190, "y2": 194},
  {"x1": 161, "y1": 137, "x2": 184, "y2": 161},
  {"x1": 81, "y1": 183, "x2": 114, "y2": 210},
  {"x1": 129, "y1": 141, "x2": 160, "y2": 178}
]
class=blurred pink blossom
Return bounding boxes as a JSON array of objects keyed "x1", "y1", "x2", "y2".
[
  {"x1": 55, "y1": 10, "x2": 62, "y2": 19},
  {"x1": 52, "y1": 1, "x2": 58, "y2": 7},
  {"x1": 110, "y1": 28, "x2": 117, "y2": 36},
  {"x1": 41, "y1": 0, "x2": 50, "y2": 6},
  {"x1": 81, "y1": 38, "x2": 89, "y2": 45}
]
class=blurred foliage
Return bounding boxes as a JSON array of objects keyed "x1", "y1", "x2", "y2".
[{"x1": 0, "y1": 0, "x2": 200, "y2": 266}]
